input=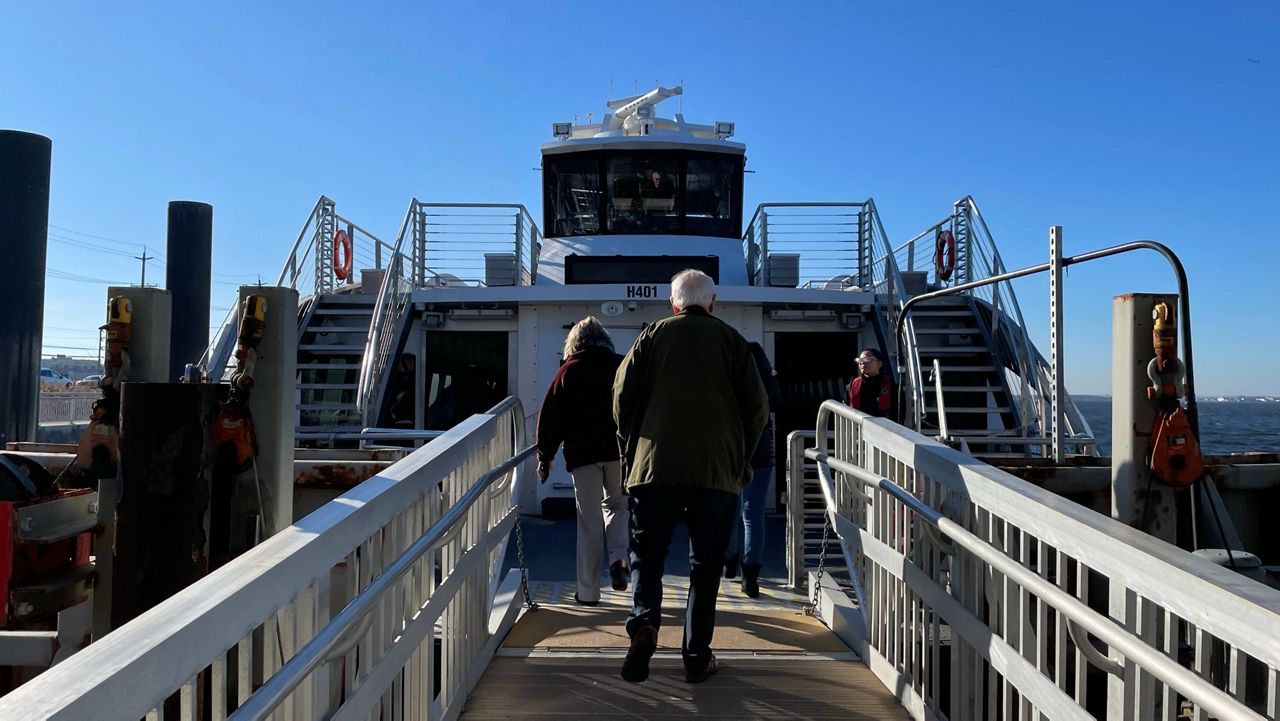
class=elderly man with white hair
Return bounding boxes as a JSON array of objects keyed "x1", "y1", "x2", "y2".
[{"x1": 612, "y1": 268, "x2": 768, "y2": 685}]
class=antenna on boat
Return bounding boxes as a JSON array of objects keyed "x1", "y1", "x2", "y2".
[{"x1": 679, "y1": 79, "x2": 683, "y2": 114}]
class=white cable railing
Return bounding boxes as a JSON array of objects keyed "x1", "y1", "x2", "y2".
[
  {"x1": 0, "y1": 398, "x2": 532, "y2": 721},
  {"x1": 742, "y1": 202, "x2": 866, "y2": 288},
  {"x1": 795, "y1": 400, "x2": 1279, "y2": 721}
]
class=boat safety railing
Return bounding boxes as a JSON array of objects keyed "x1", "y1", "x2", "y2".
[
  {"x1": 796, "y1": 400, "x2": 1280, "y2": 721},
  {"x1": 199, "y1": 196, "x2": 396, "y2": 381},
  {"x1": 0, "y1": 398, "x2": 534, "y2": 721},
  {"x1": 743, "y1": 202, "x2": 873, "y2": 289},
  {"x1": 412, "y1": 203, "x2": 542, "y2": 288}
]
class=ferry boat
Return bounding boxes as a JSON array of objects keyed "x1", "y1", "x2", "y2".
[{"x1": 1, "y1": 87, "x2": 1278, "y2": 721}]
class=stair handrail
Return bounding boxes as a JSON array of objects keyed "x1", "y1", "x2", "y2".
[
  {"x1": 357, "y1": 199, "x2": 421, "y2": 426},
  {"x1": 930, "y1": 359, "x2": 950, "y2": 441},
  {"x1": 864, "y1": 199, "x2": 927, "y2": 429},
  {"x1": 960, "y1": 196, "x2": 1042, "y2": 435}
]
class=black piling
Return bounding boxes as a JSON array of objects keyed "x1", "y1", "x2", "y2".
[
  {"x1": 165, "y1": 201, "x2": 213, "y2": 380},
  {"x1": 113, "y1": 381, "x2": 224, "y2": 625},
  {"x1": 0, "y1": 131, "x2": 52, "y2": 446}
]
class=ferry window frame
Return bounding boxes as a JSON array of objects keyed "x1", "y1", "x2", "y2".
[{"x1": 543, "y1": 149, "x2": 744, "y2": 239}]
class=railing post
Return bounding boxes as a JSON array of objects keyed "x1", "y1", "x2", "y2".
[
  {"x1": 786, "y1": 432, "x2": 807, "y2": 589},
  {"x1": 346, "y1": 222, "x2": 355, "y2": 284},
  {"x1": 314, "y1": 198, "x2": 336, "y2": 295},
  {"x1": 1049, "y1": 226, "x2": 1065, "y2": 463},
  {"x1": 759, "y1": 209, "x2": 769, "y2": 286},
  {"x1": 513, "y1": 210, "x2": 524, "y2": 284},
  {"x1": 857, "y1": 207, "x2": 867, "y2": 285},
  {"x1": 414, "y1": 204, "x2": 426, "y2": 287}
]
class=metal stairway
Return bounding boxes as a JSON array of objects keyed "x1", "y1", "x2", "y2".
[
  {"x1": 297, "y1": 293, "x2": 374, "y2": 432},
  {"x1": 909, "y1": 295, "x2": 1020, "y2": 442}
]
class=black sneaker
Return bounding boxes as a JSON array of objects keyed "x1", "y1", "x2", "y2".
[
  {"x1": 620, "y1": 625, "x2": 658, "y2": 683},
  {"x1": 723, "y1": 553, "x2": 740, "y2": 579},
  {"x1": 741, "y1": 564, "x2": 761, "y2": 599},
  {"x1": 684, "y1": 654, "x2": 719, "y2": 683},
  {"x1": 574, "y1": 593, "x2": 599, "y2": 607},
  {"x1": 610, "y1": 561, "x2": 629, "y2": 591}
]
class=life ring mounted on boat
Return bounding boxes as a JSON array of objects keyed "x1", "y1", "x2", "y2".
[
  {"x1": 333, "y1": 229, "x2": 353, "y2": 281},
  {"x1": 935, "y1": 229, "x2": 956, "y2": 282}
]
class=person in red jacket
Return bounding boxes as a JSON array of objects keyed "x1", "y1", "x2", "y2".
[
  {"x1": 536, "y1": 316, "x2": 628, "y2": 606},
  {"x1": 848, "y1": 348, "x2": 898, "y2": 421}
]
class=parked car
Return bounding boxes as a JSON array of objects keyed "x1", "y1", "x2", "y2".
[
  {"x1": 39, "y1": 368, "x2": 73, "y2": 389},
  {"x1": 74, "y1": 374, "x2": 103, "y2": 388}
]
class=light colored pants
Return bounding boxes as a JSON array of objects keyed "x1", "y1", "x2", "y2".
[{"x1": 571, "y1": 460, "x2": 628, "y2": 602}]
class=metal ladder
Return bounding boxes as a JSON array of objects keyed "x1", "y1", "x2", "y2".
[
  {"x1": 297, "y1": 294, "x2": 376, "y2": 432},
  {"x1": 909, "y1": 296, "x2": 1021, "y2": 446}
]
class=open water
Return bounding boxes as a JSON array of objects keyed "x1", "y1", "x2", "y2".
[{"x1": 1074, "y1": 397, "x2": 1280, "y2": 456}]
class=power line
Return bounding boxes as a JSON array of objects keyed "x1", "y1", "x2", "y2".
[
  {"x1": 48, "y1": 233, "x2": 139, "y2": 259},
  {"x1": 47, "y1": 268, "x2": 132, "y2": 285},
  {"x1": 47, "y1": 224, "x2": 166, "y2": 260}
]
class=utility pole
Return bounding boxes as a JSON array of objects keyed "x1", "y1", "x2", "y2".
[{"x1": 134, "y1": 247, "x2": 152, "y2": 287}]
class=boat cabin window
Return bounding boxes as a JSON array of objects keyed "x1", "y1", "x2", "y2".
[
  {"x1": 544, "y1": 150, "x2": 743, "y2": 239},
  {"x1": 606, "y1": 156, "x2": 680, "y2": 234}
]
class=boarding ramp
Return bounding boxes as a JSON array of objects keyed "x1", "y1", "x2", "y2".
[
  {"x1": 6, "y1": 396, "x2": 1276, "y2": 720},
  {"x1": 798, "y1": 399, "x2": 1280, "y2": 720}
]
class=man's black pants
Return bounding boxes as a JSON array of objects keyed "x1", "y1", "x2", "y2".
[{"x1": 625, "y1": 484, "x2": 737, "y2": 669}]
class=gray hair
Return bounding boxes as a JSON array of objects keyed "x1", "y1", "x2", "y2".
[
  {"x1": 670, "y1": 269, "x2": 716, "y2": 311},
  {"x1": 563, "y1": 316, "x2": 614, "y2": 357}
]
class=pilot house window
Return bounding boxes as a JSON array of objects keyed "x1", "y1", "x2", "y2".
[
  {"x1": 605, "y1": 156, "x2": 680, "y2": 234},
  {"x1": 543, "y1": 150, "x2": 743, "y2": 239}
]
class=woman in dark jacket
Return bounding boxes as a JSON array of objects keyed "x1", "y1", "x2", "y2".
[
  {"x1": 536, "y1": 316, "x2": 628, "y2": 605},
  {"x1": 724, "y1": 341, "x2": 779, "y2": 598}
]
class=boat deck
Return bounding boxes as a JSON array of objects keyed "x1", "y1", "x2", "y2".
[
  {"x1": 462, "y1": 522, "x2": 909, "y2": 720},
  {"x1": 464, "y1": 581, "x2": 905, "y2": 719}
]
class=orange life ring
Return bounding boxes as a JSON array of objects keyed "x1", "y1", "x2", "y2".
[
  {"x1": 934, "y1": 229, "x2": 956, "y2": 282},
  {"x1": 333, "y1": 229, "x2": 353, "y2": 281}
]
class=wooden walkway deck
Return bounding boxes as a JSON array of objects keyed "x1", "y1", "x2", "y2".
[{"x1": 460, "y1": 579, "x2": 909, "y2": 720}]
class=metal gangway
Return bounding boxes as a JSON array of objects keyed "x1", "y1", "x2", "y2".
[{"x1": 3, "y1": 398, "x2": 1278, "y2": 720}]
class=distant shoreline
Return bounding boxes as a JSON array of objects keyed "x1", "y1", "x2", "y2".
[{"x1": 1074, "y1": 394, "x2": 1279, "y2": 402}]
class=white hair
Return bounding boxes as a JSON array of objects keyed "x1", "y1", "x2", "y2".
[
  {"x1": 670, "y1": 269, "x2": 716, "y2": 311},
  {"x1": 562, "y1": 316, "x2": 614, "y2": 357}
]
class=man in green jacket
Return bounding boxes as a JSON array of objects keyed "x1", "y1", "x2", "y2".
[{"x1": 614, "y1": 268, "x2": 768, "y2": 684}]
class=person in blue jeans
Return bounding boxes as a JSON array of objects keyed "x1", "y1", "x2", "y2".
[{"x1": 723, "y1": 341, "x2": 778, "y2": 598}]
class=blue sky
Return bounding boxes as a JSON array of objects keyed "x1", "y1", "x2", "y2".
[{"x1": 3, "y1": 2, "x2": 1276, "y2": 394}]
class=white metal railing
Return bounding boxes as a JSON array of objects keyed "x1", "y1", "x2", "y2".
[
  {"x1": 0, "y1": 398, "x2": 532, "y2": 721},
  {"x1": 412, "y1": 203, "x2": 541, "y2": 288},
  {"x1": 742, "y1": 202, "x2": 867, "y2": 288},
  {"x1": 795, "y1": 400, "x2": 1280, "y2": 721},
  {"x1": 198, "y1": 196, "x2": 396, "y2": 381}
]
